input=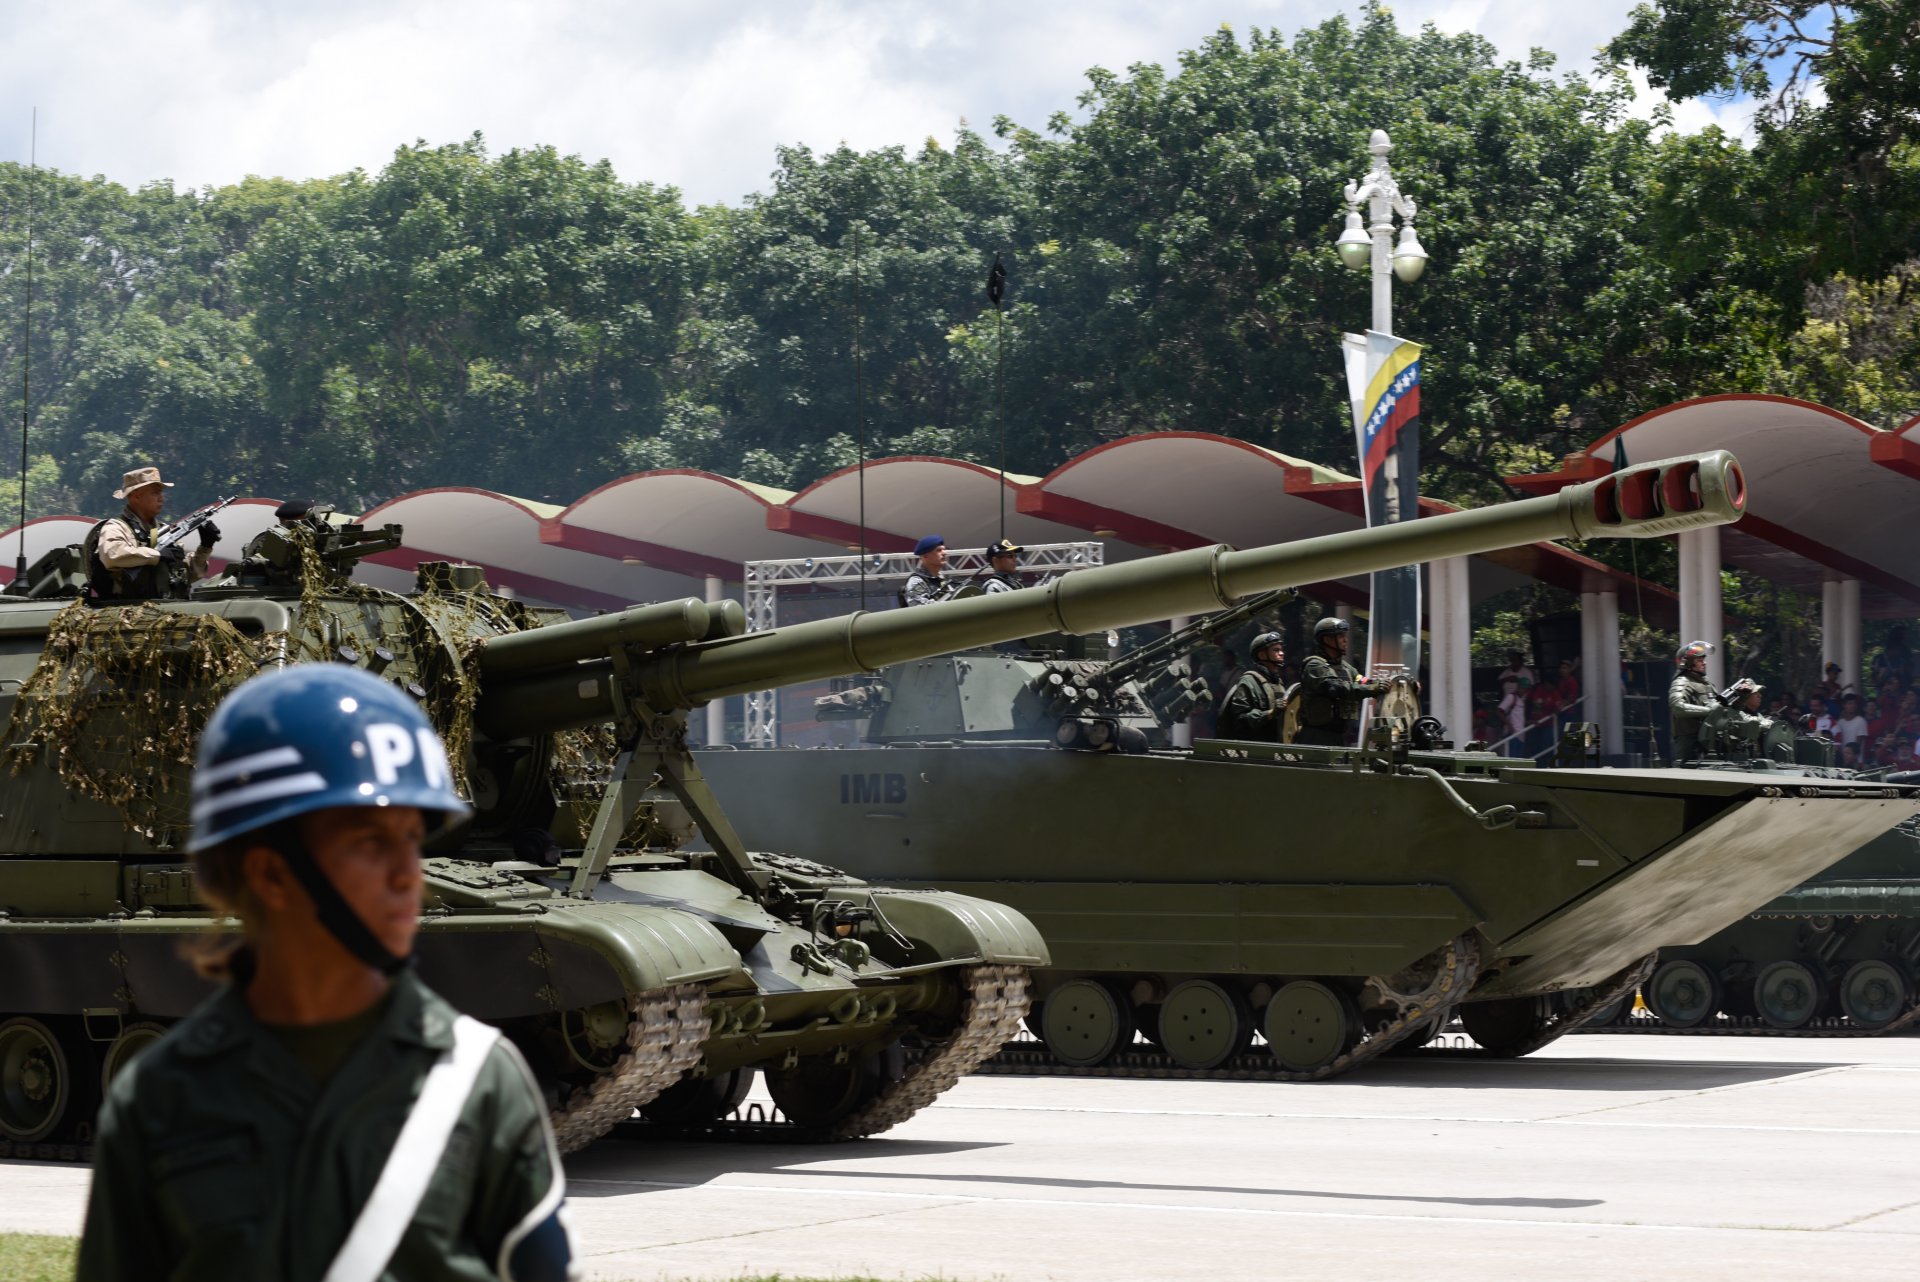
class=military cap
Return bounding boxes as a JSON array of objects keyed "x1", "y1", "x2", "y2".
[
  {"x1": 985, "y1": 538, "x2": 1024, "y2": 558},
  {"x1": 112, "y1": 466, "x2": 175, "y2": 499},
  {"x1": 913, "y1": 534, "x2": 946, "y2": 556}
]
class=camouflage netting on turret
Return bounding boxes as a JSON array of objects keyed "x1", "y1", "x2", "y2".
[{"x1": 6, "y1": 601, "x2": 270, "y2": 837}]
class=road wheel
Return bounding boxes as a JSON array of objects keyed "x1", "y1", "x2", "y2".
[
  {"x1": 1039, "y1": 979, "x2": 1134, "y2": 1067},
  {"x1": 1159, "y1": 980, "x2": 1252, "y2": 1070},
  {"x1": 1646, "y1": 959, "x2": 1721, "y2": 1028},
  {"x1": 765, "y1": 1046, "x2": 898, "y2": 1130},
  {"x1": 1263, "y1": 981, "x2": 1359, "y2": 1073},
  {"x1": 1838, "y1": 960, "x2": 1911, "y2": 1030},
  {"x1": 100, "y1": 1022, "x2": 169, "y2": 1096},
  {"x1": 1459, "y1": 997, "x2": 1551, "y2": 1058},
  {"x1": 0, "y1": 1018, "x2": 81, "y2": 1144},
  {"x1": 641, "y1": 1068, "x2": 755, "y2": 1127},
  {"x1": 1754, "y1": 960, "x2": 1826, "y2": 1030}
]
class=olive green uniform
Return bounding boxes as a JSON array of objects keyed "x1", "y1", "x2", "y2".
[
  {"x1": 1296, "y1": 652, "x2": 1367, "y2": 746},
  {"x1": 78, "y1": 969, "x2": 566, "y2": 1282},
  {"x1": 1216, "y1": 668, "x2": 1286, "y2": 742},
  {"x1": 1668, "y1": 670, "x2": 1718, "y2": 763}
]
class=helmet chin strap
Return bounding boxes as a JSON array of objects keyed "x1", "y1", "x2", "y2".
[{"x1": 272, "y1": 834, "x2": 412, "y2": 976}]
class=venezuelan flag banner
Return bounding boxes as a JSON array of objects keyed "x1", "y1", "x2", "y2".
[
  {"x1": 1343, "y1": 331, "x2": 1422, "y2": 522},
  {"x1": 1341, "y1": 330, "x2": 1423, "y2": 677}
]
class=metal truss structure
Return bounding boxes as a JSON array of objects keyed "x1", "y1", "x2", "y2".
[{"x1": 740, "y1": 541, "x2": 1106, "y2": 745}]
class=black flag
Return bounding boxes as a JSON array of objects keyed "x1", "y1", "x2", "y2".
[{"x1": 986, "y1": 254, "x2": 1006, "y2": 308}]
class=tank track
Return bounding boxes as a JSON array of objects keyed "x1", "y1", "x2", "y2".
[
  {"x1": 617, "y1": 963, "x2": 1032, "y2": 1143},
  {"x1": 0, "y1": 1136, "x2": 91, "y2": 1164},
  {"x1": 830, "y1": 963, "x2": 1030, "y2": 1139},
  {"x1": 980, "y1": 937, "x2": 1479, "y2": 1084},
  {"x1": 1467, "y1": 953, "x2": 1660, "y2": 1059},
  {"x1": 550, "y1": 981, "x2": 710, "y2": 1154}
]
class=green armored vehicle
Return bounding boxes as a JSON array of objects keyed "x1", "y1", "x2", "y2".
[
  {"x1": 0, "y1": 514, "x2": 1048, "y2": 1158},
  {"x1": 1634, "y1": 817, "x2": 1920, "y2": 1033},
  {"x1": 698, "y1": 452, "x2": 1920, "y2": 1076},
  {"x1": 1607, "y1": 695, "x2": 1920, "y2": 1033}
]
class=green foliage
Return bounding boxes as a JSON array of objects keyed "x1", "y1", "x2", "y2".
[
  {"x1": 1609, "y1": 2, "x2": 1920, "y2": 309},
  {"x1": 686, "y1": 130, "x2": 1037, "y2": 487},
  {"x1": 240, "y1": 136, "x2": 700, "y2": 505},
  {"x1": 989, "y1": 10, "x2": 1777, "y2": 501},
  {"x1": 0, "y1": 1, "x2": 1910, "y2": 576}
]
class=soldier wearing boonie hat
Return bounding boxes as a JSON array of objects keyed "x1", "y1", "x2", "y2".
[
  {"x1": 899, "y1": 534, "x2": 949, "y2": 608},
  {"x1": 978, "y1": 537, "x2": 1025, "y2": 595},
  {"x1": 81, "y1": 465, "x2": 219, "y2": 601}
]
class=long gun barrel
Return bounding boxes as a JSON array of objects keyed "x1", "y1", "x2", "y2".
[{"x1": 476, "y1": 451, "x2": 1746, "y2": 739}]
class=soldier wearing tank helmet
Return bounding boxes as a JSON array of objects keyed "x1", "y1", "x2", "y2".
[
  {"x1": 81, "y1": 465, "x2": 220, "y2": 601},
  {"x1": 78, "y1": 666, "x2": 578, "y2": 1282},
  {"x1": 1669, "y1": 639, "x2": 1720, "y2": 763},
  {"x1": 1294, "y1": 616, "x2": 1373, "y2": 746},
  {"x1": 1216, "y1": 630, "x2": 1289, "y2": 741}
]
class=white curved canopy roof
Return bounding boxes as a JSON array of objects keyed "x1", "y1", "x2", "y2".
[{"x1": 1513, "y1": 395, "x2": 1920, "y2": 617}]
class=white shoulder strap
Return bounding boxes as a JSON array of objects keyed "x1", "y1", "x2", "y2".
[{"x1": 323, "y1": 1014, "x2": 501, "y2": 1282}]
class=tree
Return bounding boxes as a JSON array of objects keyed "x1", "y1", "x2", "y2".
[
  {"x1": 684, "y1": 130, "x2": 1039, "y2": 487},
  {"x1": 989, "y1": 9, "x2": 1761, "y2": 501},
  {"x1": 1607, "y1": 1, "x2": 1920, "y2": 304},
  {"x1": 240, "y1": 136, "x2": 699, "y2": 505}
]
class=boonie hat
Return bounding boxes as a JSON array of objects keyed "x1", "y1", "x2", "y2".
[
  {"x1": 914, "y1": 534, "x2": 946, "y2": 556},
  {"x1": 112, "y1": 466, "x2": 175, "y2": 499}
]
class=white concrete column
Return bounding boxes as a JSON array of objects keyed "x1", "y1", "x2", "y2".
[
  {"x1": 704, "y1": 575, "x2": 726, "y2": 745},
  {"x1": 1170, "y1": 616, "x2": 1194, "y2": 748},
  {"x1": 1426, "y1": 558, "x2": 1472, "y2": 743},
  {"x1": 1821, "y1": 579, "x2": 1842, "y2": 680},
  {"x1": 1678, "y1": 527, "x2": 1725, "y2": 687},
  {"x1": 1597, "y1": 591, "x2": 1624, "y2": 757},
  {"x1": 1426, "y1": 561, "x2": 1450, "y2": 734},
  {"x1": 1839, "y1": 578, "x2": 1863, "y2": 696}
]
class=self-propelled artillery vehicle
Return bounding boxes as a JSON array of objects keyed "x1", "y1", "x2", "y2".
[
  {"x1": 697, "y1": 450, "x2": 1920, "y2": 1079},
  {"x1": 0, "y1": 516, "x2": 1055, "y2": 1158}
]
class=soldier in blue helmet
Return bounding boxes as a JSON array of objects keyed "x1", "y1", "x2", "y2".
[
  {"x1": 78, "y1": 665, "x2": 579, "y2": 1282},
  {"x1": 899, "y1": 534, "x2": 950, "y2": 607}
]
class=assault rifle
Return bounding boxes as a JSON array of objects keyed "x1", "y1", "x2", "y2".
[{"x1": 156, "y1": 497, "x2": 235, "y2": 552}]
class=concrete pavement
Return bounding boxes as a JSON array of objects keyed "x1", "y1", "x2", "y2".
[{"x1": 6, "y1": 1034, "x2": 1915, "y2": 1280}]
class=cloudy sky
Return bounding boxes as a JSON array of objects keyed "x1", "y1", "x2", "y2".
[{"x1": 0, "y1": 1, "x2": 1750, "y2": 207}]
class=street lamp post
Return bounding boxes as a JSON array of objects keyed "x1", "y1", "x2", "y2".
[
  {"x1": 1336, "y1": 129, "x2": 1428, "y2": 337},
  {"x1": 1333, "y1": 129, "x2": 1433, "y2": 729}
]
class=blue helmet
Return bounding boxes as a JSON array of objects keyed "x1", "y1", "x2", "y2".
[{"x1": 189, "y1": 665, "x2": 471, "y2": 854}]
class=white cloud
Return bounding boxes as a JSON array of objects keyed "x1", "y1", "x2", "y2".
[{"x1": 0, "y1": 0, "x2": 1712, "y2": 206}]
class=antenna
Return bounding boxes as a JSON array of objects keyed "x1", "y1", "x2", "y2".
[
  {"x1": 853, "y1": 223, "x2": 868, "y2": 610},
  {"x1": 15, "y1": 108, "x2": 35, "y2": 586},
  {"x1": 987, "y1": 253, "x2": 1007, "y2": 540}
]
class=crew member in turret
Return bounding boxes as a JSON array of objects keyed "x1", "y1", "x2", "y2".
[
  {"x1": 81, "y1": 466, "x2": 218, "y2": 601},
  {"x1": 1668, "y1": 639, "x2": 1718, "y2": 763},
  {"x1": 1294, "y1": 616, "x2": 1372, "y2": 746},
  {"x1": 978, "y1": 538, "x2": 1024, "y2": 594},
  {"x1": 1217, "y1": 631, "x2": 1288, "y2": 741},
  {"x1": 899, "y1": 535, "x2": 949, "y2": 607}
]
